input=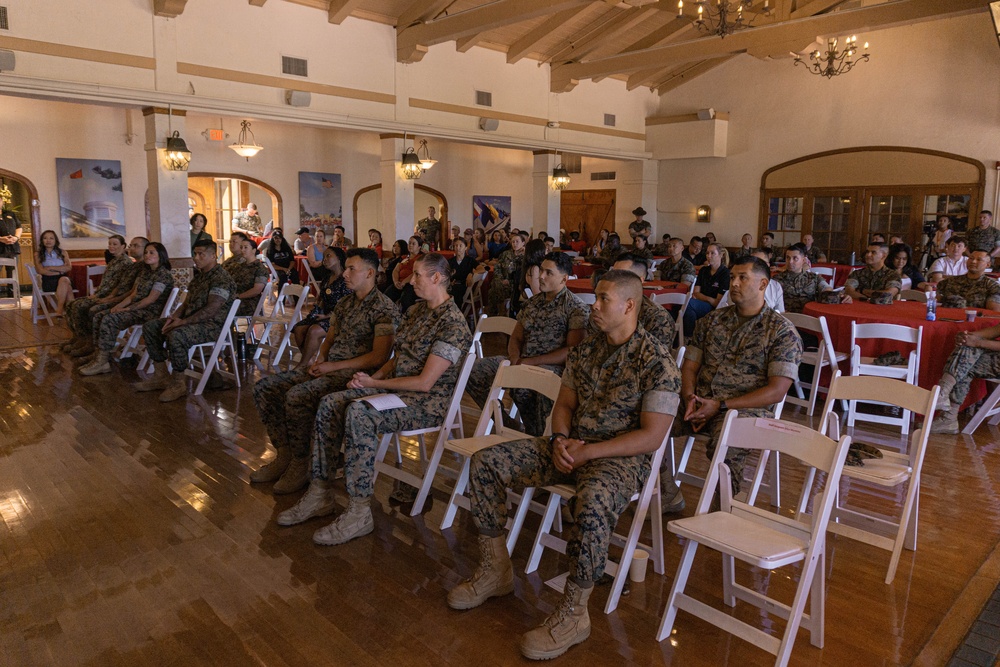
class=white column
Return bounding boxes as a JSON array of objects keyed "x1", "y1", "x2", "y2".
[
  {"x1": 143, "y1": 107, "x2": 190, "y2": 260},
  {"x1": 532, "y1": 151, "x2": 561, "y2": 240},
  {"x1": 380, "y1": 134, "x2": 415, "y2": 242},
  {"x1": 640, "y1": 159, "x2": 659, "y2": 236}
]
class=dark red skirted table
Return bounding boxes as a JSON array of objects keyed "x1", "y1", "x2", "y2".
[
  {"x1": 69, "y1": 259, "x2": 106, "y2": 295},
  {"x1": 567, "y1": 279, "x2": 687, "y2": 298},
  {"x1": 803, "y1": 300, "x2": 1000, "y2": 406}
]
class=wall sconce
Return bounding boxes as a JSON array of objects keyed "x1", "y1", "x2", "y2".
[
  {"x1": 164, "y1": 131, "x2": 191, "y2": 171},
  {"x1": 696, "y1": 205, "x2": 712, "y2": 223},
  {"x1": 230, "y1": 120, "x2": 263, "y2": 160},
  {"x1": 417, "y1": 139, "x2": 437, "y2": 170},
  {"x1": 401, "y1": 148, "x2": 423, "y2": 180},
  {"x1": 552, "y1": 164, "x2": 571, "y2": 190}
]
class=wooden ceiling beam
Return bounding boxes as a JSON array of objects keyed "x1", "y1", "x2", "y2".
[
  {"x1": 551, "y1": 0, "x2": 986, "y2": 91},
  {"x1": 152, "y1": 0, "x2": 188, "y2": 18},
  {"x1": 328, "y1": 0, "x2": 365, "y2": 24},
  {"x1": 546, "y1": 6, "x2": 661, "y2": 64},
  {"x1": 248, "y1": 0, "x2": 268, "y2": 6},
  {"x1": 652, "y1": 56, "x2": 733, "y2": 93},
  {"x1": 396, "y1": 0, "x2": 454, "y2": 30},
  {"x1": 456, "y1": 33, "x2": 488, "y2": 52},
  {"x1": 399, "y1": 0, "x2": 592, "y2": 63},
  {"x1": 506, "y1": 6, "x2": 591, "y2": 64}
]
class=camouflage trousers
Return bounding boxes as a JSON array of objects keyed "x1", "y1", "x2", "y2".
[
  {"x1": 466, "y1": 356, "x2": 561, "y2": 437},
  {"x1": 142, "y1": 318, "x2": 222, "y2": 372},
  {"x1": 312, "y1": 388, "x2": 447, "y2": 492},
  {"x1": 469, "y1": 437, "x2": 648, "y2": 583},
  {"x1": 68, "y1": 297, "x2": 114, "y2": 337},
  {"x1": 92, "y1": 306, "x2": 159, "y2": 352},
  {"x1": 252, "y1": 368, "x2": 353, "y2": 457},
  {"x1": 944, "y1": 345, "x2": 1000, "y2": 405}
]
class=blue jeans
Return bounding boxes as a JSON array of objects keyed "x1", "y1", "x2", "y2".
[{"x1": 683, "y1": 297, "x2": 714, "y2": 337}]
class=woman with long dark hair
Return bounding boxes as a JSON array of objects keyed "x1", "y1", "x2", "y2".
[
  {"x1": 266, "y1": 228, "x2": 297, "y2": 289},
  {"x1": 382, "y1": 239, "x2": 409, "y2": 293},
  {"x1": 389, "y1": 236, "x2": 424, "y2": 312},
  {"x1": 511, "y1": 238, "x2": 546, "y2": 317},
  {"x1": 889, "y1": 242, "x2": 927, "y2": 291},
  {"x1": 292, "y1": 246, "x2": 353, "y2": 368},
  {"x1": 471, "y1": 227, "x2": 488, "y2": 260},
  {"x1": 448, "y1": 236, "x2": 479, "y2": 306},
  {"x1": 35, "y1": 230, "x2": 74, "y2": 315},
  {"x1": 190, "y1": 213, "x2": 212, "y2": 250}
]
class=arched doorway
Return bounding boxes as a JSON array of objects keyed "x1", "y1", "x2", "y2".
[
  {"x1": 353, "y1": 184, "x2": 449, "y2": 248},
  {"x1": 187, "y1": 173, "x2": 282, "y2": 253},
  {"x1": 0, "y1": 168, "x2": 41, "y2": 287}
]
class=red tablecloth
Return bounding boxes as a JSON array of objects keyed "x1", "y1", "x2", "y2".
[
  {"x1": 566, "y1": 279, "x2": 687, "y2": 298},
  {"x1": 294, "y1": 255, "x2": 310, "y2": 284},
  {"x1": 572, "y1": 257, "x2": 668, "y2": 279},
  {"x1": 803, "y1": 300, "x2": 1000, "y2": 406},
  {"x1": 69, "y1": 259, "x2": 105, "y2": 295}
]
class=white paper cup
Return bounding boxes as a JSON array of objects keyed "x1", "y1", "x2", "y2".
[
  {"x1": 629, "y1": 548, "x2": 650, "y2": 583},
  {"x1": 966, "y1": 310, "x2": 977, "y2": 322}
]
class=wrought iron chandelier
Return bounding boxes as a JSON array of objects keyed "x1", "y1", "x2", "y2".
[
  {"x1": 793, "y1": 35, "x2": 870, "y2": 79},
  {"x1": 677, "y1": 0, "x2": 770, "y2": 38},
  {"x1": 229, "y1": 120, "x2": 263, "y2": 160}
]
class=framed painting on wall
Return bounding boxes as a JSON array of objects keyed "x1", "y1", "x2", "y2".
[
  {"x1": 55, "y1": 158, "x2": 126, "y2": 238},
  {"x1": 473, "y1": 195, "x2": 511, "y2": 236},
  {"x1": 299, "y1": 172, "x2": 342, "y2": 237}
]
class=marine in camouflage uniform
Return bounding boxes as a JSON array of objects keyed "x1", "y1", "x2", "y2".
[
  {"x1": 627, "y1": 219, "x2": 652, "y2": 241},
  {"x1": 141, "y1": 264, "x2": 236, "y2": 372},
  {"x1": 966, "y1": 224, "x2": 1000, "y2": 255},
  {"x1": 657, "y1": 256, "x2": 697, "y2": 285},
  {"x1": 67, "y1": 252, "x2": 135, "y2": 337},
  {"x1": 312, "y1": 298, "x2": 472, "y2": 488},
  {"x1": 937, "y1": 274, "x2": 1000, "y2": 310},
  {"x1": 638, "y1": 296, "x2": 677, "y2": 349},
  {"x1": 92, "y1": 265, "x2": 174, "y2": 352},
  {"x1": 468, "y1": 324, "x2": 681, "y2": 584},
  {"x1": 487, "y1": 246, "x2": 524, "y2": 316},
  {"x1": 844, "y1": 265, "x2": 902, "y2": 295},
  {"x1": 416, "y1": 216, "x2": 442, "y2": 247},
  {"x1": 226, "y1": 257, "x2": 270, "y2": 316},
  {"x1": 772, "y1": 269, "x2": 831, "y2": 313},
  {"x1": 253, "y1": 287, "x2": 400, "y2": 461},
  {"x1": 936, "y1": 329, "x2": 1000, "y2": 425},
  {"x1": 682, "y1": 304, "x2": 802, "y2": 488},
  {"x1": 467, "y1": 287, "x2": 589, "y2": 436},
  {"x1": 221, "y1": 254, "x2": 245, "y2": 274}
]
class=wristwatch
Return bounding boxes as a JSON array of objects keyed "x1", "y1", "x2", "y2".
[
  {"x1": 549, "y1": 432, "x2": 568, "y2": 444},
  {"x1": 719, "y1": 400, "x2": 728, "y2": 413}
]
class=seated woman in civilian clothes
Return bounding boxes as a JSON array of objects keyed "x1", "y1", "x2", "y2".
[
  {"x1": 447, "y1": 236, "x2": 479, "y2": 306},
  {"x1": 266, "y1": 228, "x2": 297, "y2": 290},
  {"x1": 388, "y1": 236, "x2": 425, "y2": 313},
  {"x1": 190, "y1": 213, "x2": 212, "y2": 250},
  {"x1": 249, "y1": 248, "x2": 399, "y2": 492},
  {"x1": 448, "y1": 270, "x2": 680, "y2": 661},
  {"x1": 304, "y1": 229, "x2": 329, "y2": 283},
  {"x1": 79, "y1": 242, "x2": 174, "y2": 376},
  {"x1": 35, "y1": 230, "x2": 74, "y2": 316},
  {"x1": 275, "y1": 253, "x2": 472, "y2": 543},
  {"x1": 683, "y1": 242, "x2": 730, "y2": 337},
  {"x1": 227, "y1": 236, "x2": 270, "y2": 317},
  {"x1": 466, "y1": 251, "x2": 589, "y2": 436},
  {"x1": 291, "y1": 246, "x2": 353, "y2": 369},
  {"x1": 888, "y1": 242, "x2": 929, "y2": 291}
]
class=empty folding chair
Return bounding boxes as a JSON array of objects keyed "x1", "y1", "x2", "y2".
[
  {"x1": 26, "y1": 265, "x2": 58, "y2": 325},
  {"x1": 471, "y1": 314, "x2": 518, "y2": 359},
  {"x1": 440, "y1": 361, "x2": 562, "y2": 554},
  {"x1": 461, "y1": 271, "x2": 487, "y2": 326},
  {"x1": 85, "y1": 264, "x2": 106, "y2": 296},
  {"x1": 801, "y1": 373, "x2": 938, "y2": 584},
  {"x1": 253, "y1": 282, "x2": 310, "y2": 370},
  {"x1": 963, "y1": 379, "x2": 1000, "y2": 435},
  {"x1": 848, "y1": 322, "x2": 922, "y2": 434},
  {"x1": 235, "y1": 277, "x2": 273, "y2": 344},
  {"x1": 783, "y1": 312, "x2": 848, "y2": 416},
  {"x1": 369, "y1": 353, "x2": 476, "y2": 517},
  {"x1": 808, "y1": 265, "x2": 835, "y2": 281},
  {"x1": 0, "y1": 258, "x2": 21, "y2": 308},
  {"x1": 184, "y1": 299, "x2": 242, "y2": 396},
  {"x1": 657, "y1": 411, "x2": 853, "y2": 667},
  {"x1": 651, "y1": 291, "x2": 689, "y2": 349}
]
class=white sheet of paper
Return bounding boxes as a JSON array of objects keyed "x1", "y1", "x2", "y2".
[{"x1": 357, "y1": 393, "x2": 407, "y2": 411}]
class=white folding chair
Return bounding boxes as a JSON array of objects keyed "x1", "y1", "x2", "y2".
[
  {"x1": 85, "y1": 264, "x2": 106, "y2": 296},
  {"x1": 137, "y1": 290, "x2": 188, "y2": 372},
  {"x1": 115, "y1": 287, "x2": 180, "y2": 360},
  {"x1": 184, "y1": 299, "x2": 242, "y2": 396},
  {"x1": 253, "y1": 282, "x2": 310, "y2": 370},
  {"x1": 575, "y1": 292, "x2": 596, "y2": 305},
  {"x1": 26, "y1": 265, "x2": 58, "y2": 325},
  {"x1": 783, "y1": 312, "x2": 848, "y2": 416},
  {"x1": 651, "y1": 291, "x2": 689, "y2": 349},
  {"x1": 804, "y1": 373, "x2": 938, "y2": 584},
  {"x1": 235, "y1": 277, "x2": 273, "y2": 344},
  {"x1": 0, "y1": 257, "x2": 21, "y2": 308},
  {"x1": 470, "y1": 314, "x2": 518, "y2": 359},
  {"x1": 301, "y1": 260, "x2": 321, "y2": 301},
  {"x1": 899, "y1": 289, "x2": 927, "y2": 303},
  {"x1": 963, "y1": 379, "x2": 1000, "y2": 435},
  {"x1": 440, "y1": 362, "x2": 563, "y2": 556},
  {"x1": 848, "y1": 322, "x2": 922, "y2": 434},
  {"x1": 657, "y1": 412, "x2": 853, "y2": 666},
  {"x1": 808, "y1": 265, "x2": 836, "y2": 280},
  {"x1": 461, "y1": 271, "x2": 487, "y2": 326},
  {"x1": 371, "y1": 352, "x2": 476, "y2": 517},
  {"x1": 525, "y1": 421, "x2": 674, "y2": 615}
]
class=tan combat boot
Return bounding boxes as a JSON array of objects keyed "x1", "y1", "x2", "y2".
[
  {"x1": 519, "y1": 579, "x2": 592, "y2": 660},
  {"x1": 249, "y1": 448, "x2": 293, "y2": 483},
  {"x1": 158, "y1": 373, "x2": 188, "y2": 403},
  {"x1": 134, "y1": 362, "x2": 170, "y2": 392},
  {"x1": 930, "y1": 405, "x2": 960, "y2": 435},
  {"x1": 447, "y1": 533, "x2": 514, "y2": 610},
  {"x1": 313, "y1": 496, "x2": 374, "y2": 546},
  {"x1": 276, "y1": 479, "x2": 337, "y2": 526},
  {"x1": 272, "y1": 455, "x2": 311, "y2": 494},
  {"x1": 79, "y1": 350, "x2": 112, "y2": 376}
]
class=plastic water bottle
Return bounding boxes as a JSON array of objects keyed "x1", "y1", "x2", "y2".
[{"x1": 926, "y1": 289, "x2": 936, "y2": 321}]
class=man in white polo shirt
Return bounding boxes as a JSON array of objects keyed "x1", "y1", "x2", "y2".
[{"x1": 927, "y1": 236, "x2": 968, "y2": 283}]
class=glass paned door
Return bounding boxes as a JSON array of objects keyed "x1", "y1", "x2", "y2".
[
  {"x1": 923, "y1": 194, "x2": 971, "y2": 235},
  {"x1": 869, "y1": 194, "x2": 912, "y2": 243},
  {"x1": 767, "y1": 196, "x2": 804, "y2": 250},
  {"x1": 812, "y1": 195, "x2": 853, "y2": 263}
]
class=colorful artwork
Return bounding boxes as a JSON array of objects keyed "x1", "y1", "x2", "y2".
[
  {"x1": 299, "y1": 172, "x2": 342, "y2": 237},
  {"x1": 473, "y1": 195, "x2": 511, "y2": 236},
  {"x1": 56, "y1": 158, "x2": 126, "y2": 238}
]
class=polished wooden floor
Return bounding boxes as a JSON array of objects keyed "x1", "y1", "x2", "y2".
[{"x1": 1, "y1": 299, "x2": 999, "y2": 666}]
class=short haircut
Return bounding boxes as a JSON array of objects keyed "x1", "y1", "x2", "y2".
[
  {"x1": 983, "y1": 210, "x2": 993, "y2": 217},
  {"x1": 970, "y1": 248, "x2": 991, "y2": 257},
  {"x1": 327, "y1": 245, "x2": 347, "y2": 268},
  {"x1": 731, "y1": 256, "x2": 771, "y2": 280},
  {"x1": 786, "y1": 242, "x2": 808, "y2": 256},
  {"x1": 415, "y1": 252, "x2": 452, "y2": 279},
  {"x1": 689, "y1": 235, "x2": 702, "y2": 244},
  {"x1": 597, "y1": 268, "x2": 643, "y2": 301},
  {"x1": 542, "y1": 251, "x2": 574, "y2": 276},
  {"x1": 132, "y1": 236, "x2": 150, "y2": 247},
  {"x1": 231, "y1": 231, "x2": 250, "y2": 243},
  {"x1": 544, "y1": 236, "x2": 555, "y2": 244},
  {"x1": 868, "y1": 242, "x2": 889, "y2": 253},
  {"x1": 192, "y1": 238, "x2": 218, "y2": 254},
  {"x1": 608, "y1": 232, "x2": 621, "y2": 245},
  {"x1": 109, "y1": 234, "x2": 126, "y2": 246},
  {"x1": 334, "y1": 225, "x2": 345, "y2": 233},
  {"x1": 948, "y1": 236, "x2": 967, "y2": 246},
  {"x1": 762, "y1": 232, "x2": 775, "y2": 240},
  {"x1": 613, "y1": 252, "x2": 649, "y2": 279},
  {"x1": 570, "y1": 231, "x2": 580, "y2": 239},
  {"x1": 346, "y1": 247, "x2": 378, "y2": 272},
  {"x1": 519, "y1": 231, "x2": 530, "y2": 241},
  {"x1": 590, "y1": 267, "x2": 607, "y2": 289}
]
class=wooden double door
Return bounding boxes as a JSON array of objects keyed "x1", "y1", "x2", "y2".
[{"x1": 560, "y1": 189, "x2": 615, "y2": 247}]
